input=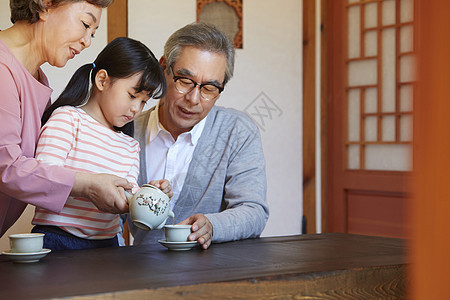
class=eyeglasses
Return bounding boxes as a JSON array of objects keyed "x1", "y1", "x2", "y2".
[{"x1": 170, "y1": 66, "x2": 224, "y2": 101}]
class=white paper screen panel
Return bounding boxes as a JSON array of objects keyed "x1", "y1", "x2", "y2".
[{"x1": 346, "y1": 0, "x2": 414, "y2": 171}]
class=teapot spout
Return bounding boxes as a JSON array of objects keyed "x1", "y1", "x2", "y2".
[{"x1": 155, "y1": 211, "x2": 175, "y2": 230}]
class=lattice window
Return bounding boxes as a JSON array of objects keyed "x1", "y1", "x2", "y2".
[{"x1": 346, "y1": 0, "x2": 415, "y2": 171}]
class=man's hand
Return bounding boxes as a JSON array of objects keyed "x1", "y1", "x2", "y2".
[
  {"x1": 148, "y1": 179, "x2": 173, "y2": 198},
  {"x1": 72, "y1": 173, "x2": 132, "y2": 214},
  {"x1": 179, "y1": 214, "x2": 213, "y2": 249}
]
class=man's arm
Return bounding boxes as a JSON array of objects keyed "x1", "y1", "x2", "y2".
[
  {"x1": 181, "y1": 113, "x2": 269, "y2": 247},
  {"x1": 206, "y1": 124, "x2": 269, "y2": 242}
]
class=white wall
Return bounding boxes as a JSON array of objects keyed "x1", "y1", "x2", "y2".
[
  {"x1": 128, "y1": 0, "x2": 303, "y2": 238},
  {"x1": 0, "y1": 0, "x2": 302, "y2": 250},
  {"x1": 0, "y1": 1, "x2": 9, "y2": 28}
]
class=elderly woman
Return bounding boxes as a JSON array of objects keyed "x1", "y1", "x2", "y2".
[{"x1": 0, "y1": 0, "x2": 133, "y2": 237}]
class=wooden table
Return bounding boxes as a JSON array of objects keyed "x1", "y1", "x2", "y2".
[{"x1": 0, "y1": 233, "x2": 408, "y2": 299}]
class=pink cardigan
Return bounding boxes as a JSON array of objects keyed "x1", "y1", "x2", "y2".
[{"x1": 0, "y1": 40, "x2": 75, "y2": 237}]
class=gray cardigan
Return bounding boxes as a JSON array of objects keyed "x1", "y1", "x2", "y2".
[{"x1": 129, "y1": 105, "x2": 269, "y2": 244}]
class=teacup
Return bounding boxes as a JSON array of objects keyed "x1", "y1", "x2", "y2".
[
  {"x1": 126, "y1": 184, "x2": 175, "y2": 231},
  {"x1": 164, "y1": 225, "x2": 192, "y2": 242},
  {"x1": 9, "y1": 233, "x2": 44, "y2": 253}
]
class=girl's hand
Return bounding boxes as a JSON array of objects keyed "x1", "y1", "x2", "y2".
[{"x1": 148, "y1": 179, "x2": 173, "y2": 199}]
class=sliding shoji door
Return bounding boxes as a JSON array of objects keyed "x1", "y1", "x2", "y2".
[{"x1": 327, "y1": 0, "x2": 415, "y2": 238}]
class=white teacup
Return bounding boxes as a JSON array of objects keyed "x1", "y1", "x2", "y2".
[
  {"x1": 126, "y1": 184, "x2": 174, "y2": 231},
  {"x1": 164, "y1": 225, "x2": 192, "y2": 242},
  {"x1": 9, "y1": 233, "x2": 44, "y2": 253}
]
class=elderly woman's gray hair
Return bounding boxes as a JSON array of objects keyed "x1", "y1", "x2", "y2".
[
  {"x1": 164, "y1": 22, "x2": 235, "y2": 86},
  {"x1": 10, "y1": 0, "x2": 113, "y2": 24}
]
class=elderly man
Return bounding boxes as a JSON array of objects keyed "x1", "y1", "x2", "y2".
[{"x1": 129, "y1": 23, "x2": 269, "y2": 249}]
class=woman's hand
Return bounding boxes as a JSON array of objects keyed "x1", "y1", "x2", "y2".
[{"x1": 71, "y1": 172, "x2": 132, "y2": 214}]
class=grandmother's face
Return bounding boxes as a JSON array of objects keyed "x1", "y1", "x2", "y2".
[{"x1": 39, "y1": 1, "x2": 102, "y2": 67}]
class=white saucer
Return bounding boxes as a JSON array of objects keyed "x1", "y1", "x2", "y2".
[
  {"x1": 158, "y1": 240, "x2": 198, "y2": 251},
  {"x1": 1, "y1": 248, "x2": 51, "y2": 263}
]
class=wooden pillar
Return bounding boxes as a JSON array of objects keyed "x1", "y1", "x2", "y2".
[
  {"x1": 411, "y1": 0, "x2": 450, "y2": 298},
  {"x1": 320, "y1": 0, "x2": 328, "y2": 233},
  {"x1": 107, "y1": 0, "x2": 128, "y2": 43},
  {"x1": 107, "y1": 0, "x2": 129, "y2": 245},
  {"x1": 303, "y1": 0, "x2": 328, "y2": 234},
  {"x1": 302, "y1": 0, "x2": 317, "y2": 234}
]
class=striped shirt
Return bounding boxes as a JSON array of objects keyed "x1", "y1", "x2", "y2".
[{"x1": 32, "y1": 106, "x2": 140, "y2": 239}]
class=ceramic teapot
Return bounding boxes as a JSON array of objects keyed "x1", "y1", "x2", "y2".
[{"x1": 126, "y1": 184, "x2": 174, "y2": 231}]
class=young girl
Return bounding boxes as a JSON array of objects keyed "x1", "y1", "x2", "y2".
[{"x1": 31, "y1": 37, "x2": 170, "y2": 250}]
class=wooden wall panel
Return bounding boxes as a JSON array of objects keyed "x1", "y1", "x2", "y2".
[{"x1": 347, "y1": 191, "x2": 407, "y2": 238}]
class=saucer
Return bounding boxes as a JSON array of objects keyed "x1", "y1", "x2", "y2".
[
  {"x1": 158, "y1": 240, "x2": 198, "y2": 251},
  {"x1": 1, "y1": 248, "x2": 51, "y2": 263}
]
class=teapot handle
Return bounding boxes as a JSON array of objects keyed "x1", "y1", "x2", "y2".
[{"x1": 124, "y1": 190, "x2": 133, "y2": 203}]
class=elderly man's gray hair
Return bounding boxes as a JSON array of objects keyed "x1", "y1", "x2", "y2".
[{"x1": 164, "y1": 22, "x2": 235, "y2": 86}]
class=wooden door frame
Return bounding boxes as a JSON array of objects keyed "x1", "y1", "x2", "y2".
[{"x1": 326, "y1": 0, "x2": 412, "y2": 236}]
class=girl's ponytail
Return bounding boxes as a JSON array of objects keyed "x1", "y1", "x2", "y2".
[{"x1": 41, "y1": 63, "x2": 95, "y2": 125}]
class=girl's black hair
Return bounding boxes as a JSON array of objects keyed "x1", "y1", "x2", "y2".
[{"x1": 42, "y1": 37, "x2": 166, "y2": 137}]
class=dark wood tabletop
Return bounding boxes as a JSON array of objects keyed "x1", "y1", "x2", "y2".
[{"x1": 0, "y1": 233, "x2": 408, "y2": 299}]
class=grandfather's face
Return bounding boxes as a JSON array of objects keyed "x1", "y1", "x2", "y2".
[{"x1": 158, "y1": 46, "x2": 227, "y2": 139}]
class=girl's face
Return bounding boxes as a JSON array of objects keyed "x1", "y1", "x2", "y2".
[
  {"x1": 94, "y1": 72, "x2": 150, "y2": 130},
  {"x1": 40, "y1": 1, "x2": 102, "y2": 67}
]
